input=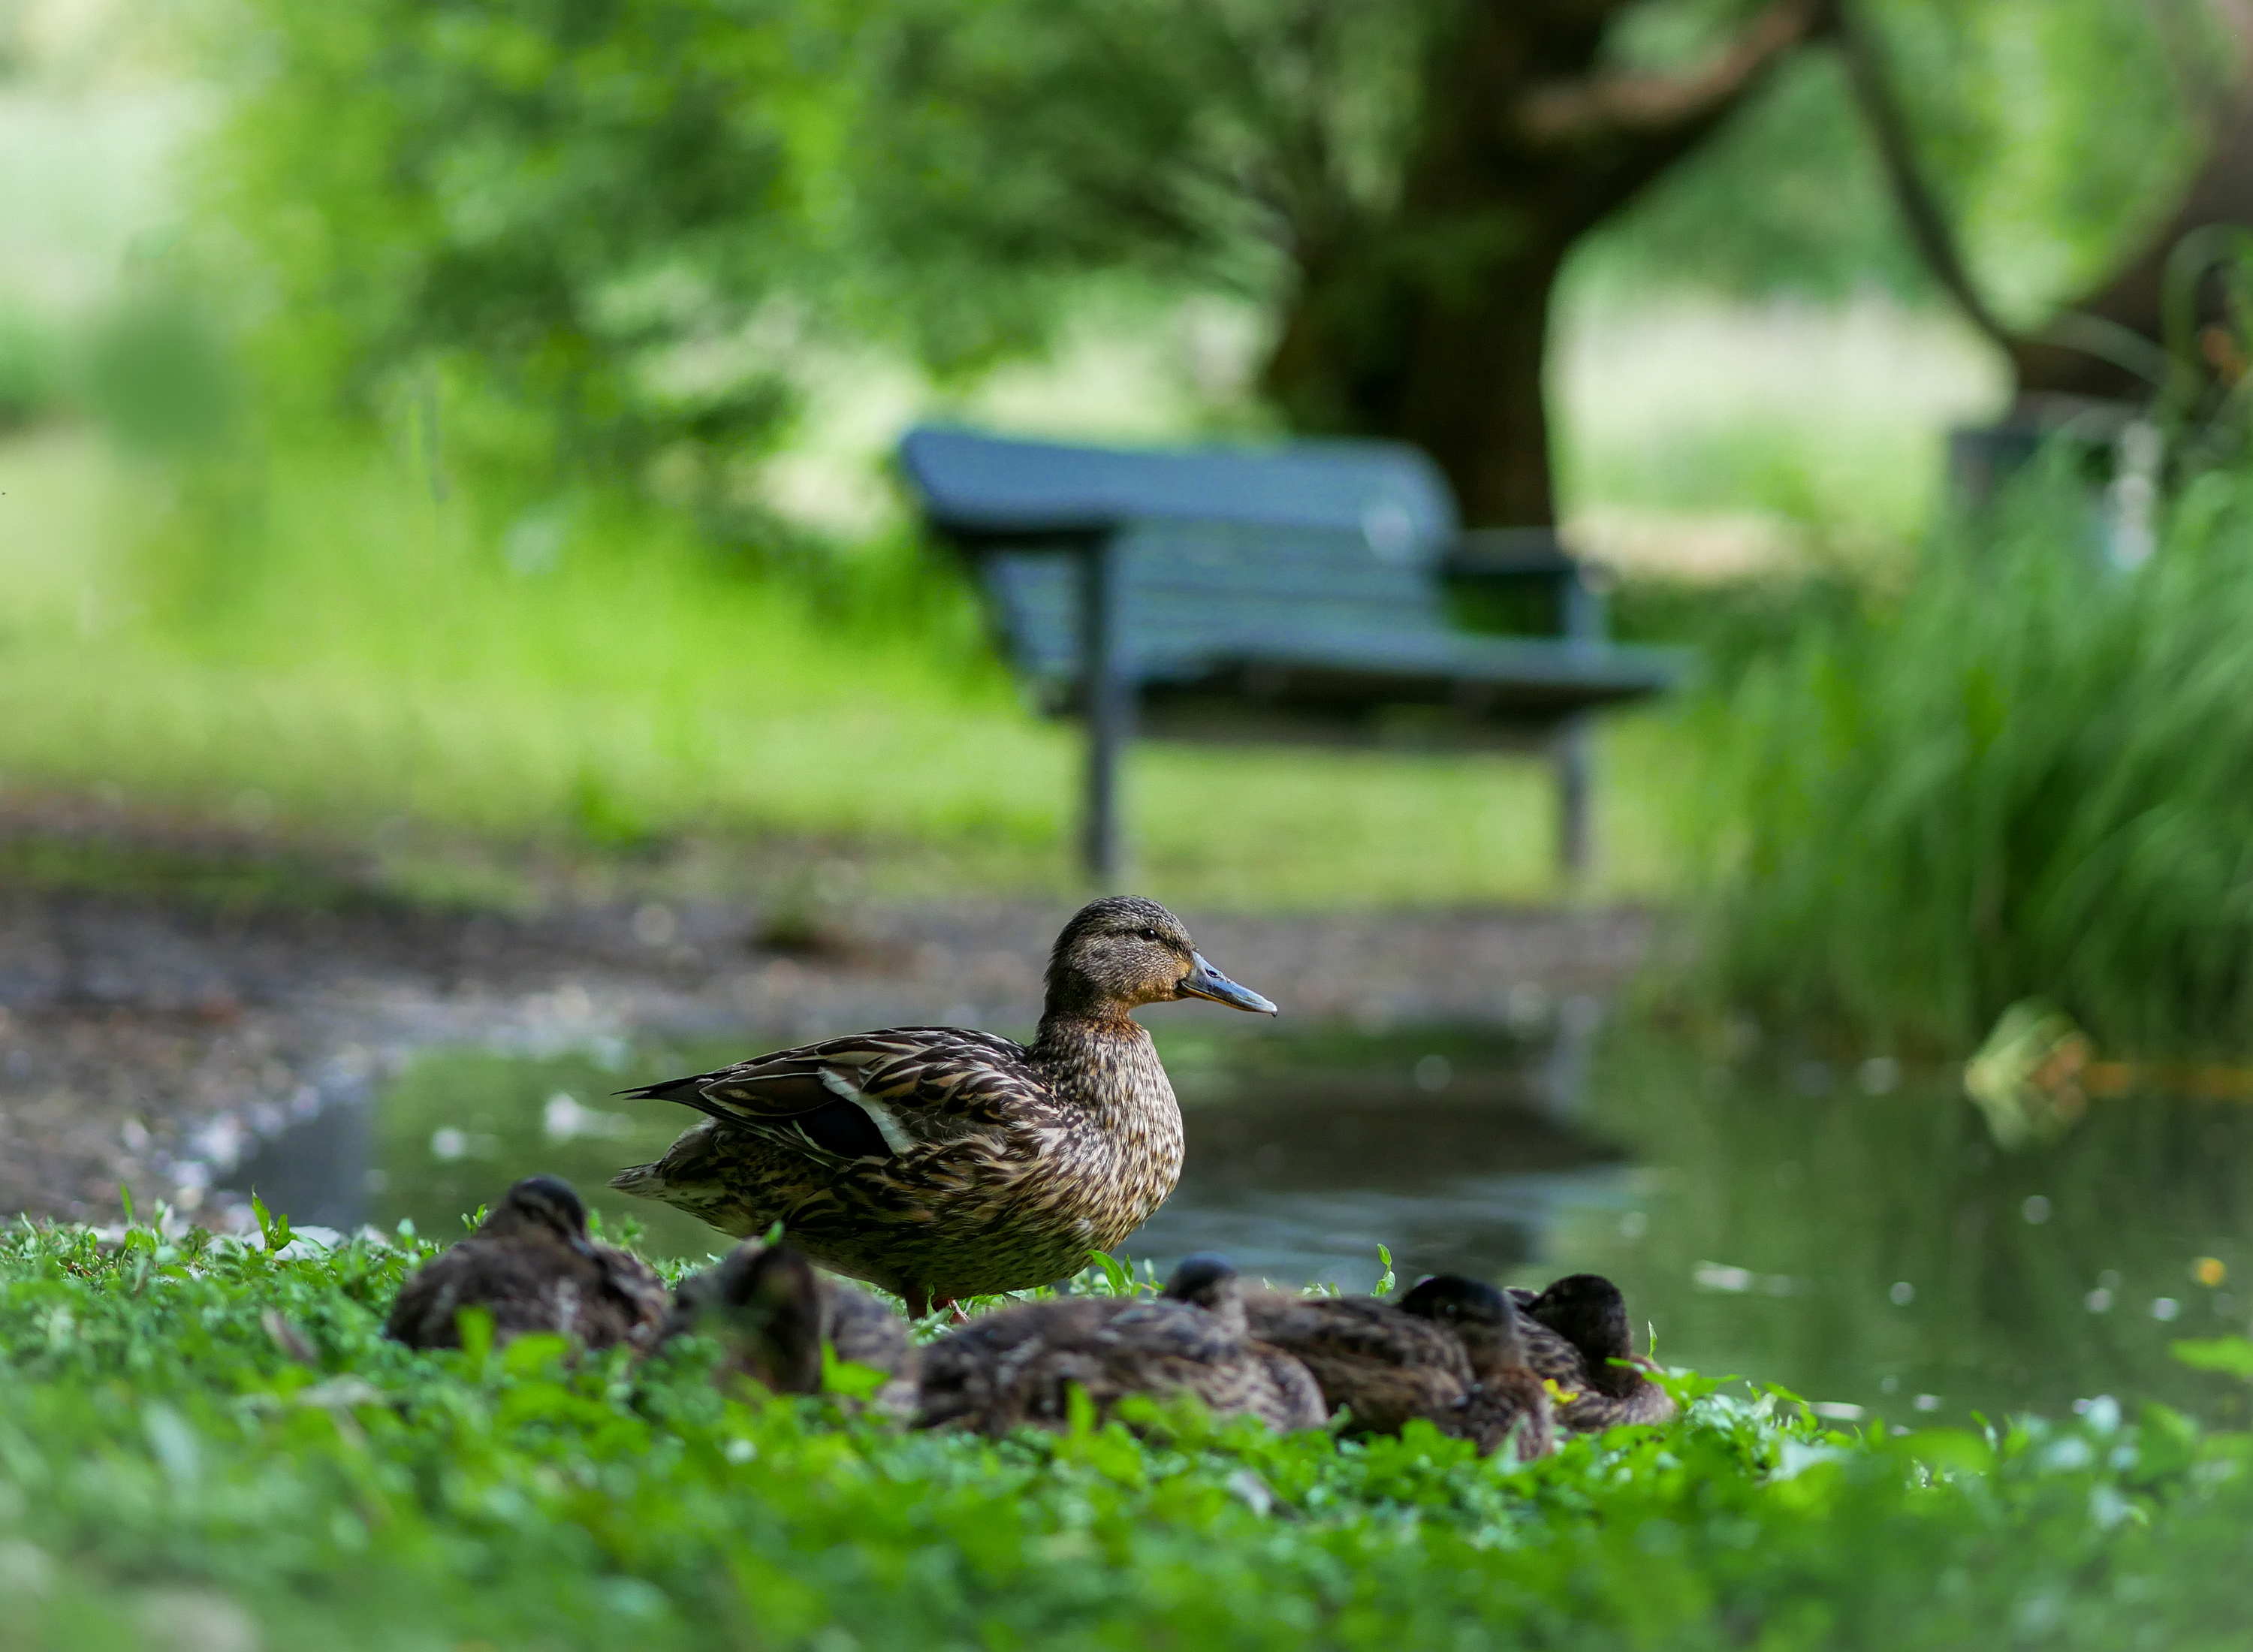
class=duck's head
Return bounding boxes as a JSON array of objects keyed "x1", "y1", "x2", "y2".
[
  {"x1": 1398, "y1": 1274, "x2": 1527, "y2": 1373},
  {"x1": 483, "y1": 1175, "x2": 599, "y2": 1259},
  {"x1": 1044, "y1": 896, "x2": 1277, "y2": 1020},
  {"x1": 1160, "y1": 1252, "x2": 1241, "y2": 1310},
  {"x1": 1160, "y1": 1251, "x2": 1247, "y2": 1334},
  {"x1": 1525, "y1": 1272, "x2": 1633, "y2": 1363},
  {"x1": 687, "y1": 1241, "x2": 824, "y2": 1395}
]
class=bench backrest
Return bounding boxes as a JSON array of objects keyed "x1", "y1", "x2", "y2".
[
  {"x1": 900, "y1": 426, "x2": 1471, "y2": 685},
  {"x1": 899, "y1": 425, "x2": 1458, "y2": 550}
]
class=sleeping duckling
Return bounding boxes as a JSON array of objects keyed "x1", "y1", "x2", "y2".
[
  {"x1": 1244, "y1": 1275, "x2": 1553, "y2": 1459},
  {"x1": 1510, "y1": 1273, "x2": 1677, "y2": 1431},
  {"x1": 915, "y1": 1253, "x2": 1324, "y2": 1436},
  {"x1": 385, "y1": 1175, "x2": 668, "y2": 1353},
  {"x1": 611, "y1": 897, "x2": 1277, "y2": 1316},
  {"x1": 664, "y1": 1239, "x2": 918, "y2": 1416},
  {"x1": 1397, "y1": 1275, "x2": 1555, "y2": 1459}
]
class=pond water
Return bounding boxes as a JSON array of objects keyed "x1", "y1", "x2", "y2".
[{"x1": 220, "y1": 1018, "x2": 2253, "y2": 1429}]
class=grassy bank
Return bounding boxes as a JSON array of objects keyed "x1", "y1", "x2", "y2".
[
  {"x1": 5, "y1": 1212, "x2": 2253, "y2": 1650},
  {"x1": 0, "y1": 426, "x2": 1692, "y2": 909},
  {"x1": 1694, "y1": 463, "x2": 2253, "y2": 1055}
]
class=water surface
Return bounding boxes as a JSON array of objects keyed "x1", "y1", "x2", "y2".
[{"x1": 222, "y1": 1020, "x2": 2253, "y2": 1427}]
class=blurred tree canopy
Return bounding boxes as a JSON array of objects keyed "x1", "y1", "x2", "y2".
[{"x1": 201, "y1": 0, "x2": 2212, "y2": 528}]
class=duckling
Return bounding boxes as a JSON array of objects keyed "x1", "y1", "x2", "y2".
[
  {"x1": 610, "y1": 897, "x2": 1277, "y2": 1315},
  {"x1": 1398, "y1": 1275, "x2": 1555, "y2": 1459},
  {"x1": 1244, "y1": 1275, "x2": 1553, "y2": 1459},
  {"x1": 384, "y1": 1175, "x2": 668, "y2": 1353},
  {"x1": 915, "y1": 1253, "x2": 1325, "y2": 1436},
  {"x1": 664, "y1": 1238, "x2": 918, "y2": 1416},
  {"x1": 1509, "y1": 1273, "x2": 1677, "y2": 1431}
]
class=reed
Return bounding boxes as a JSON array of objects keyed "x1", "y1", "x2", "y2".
[{"x1": 1694, "y1": 459, "x2": 2253, "y2": 1055}]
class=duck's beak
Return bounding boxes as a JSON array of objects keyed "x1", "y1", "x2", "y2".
[{"x1": 1176, "y1": 951, "x2": 1279, "y2": 1015}]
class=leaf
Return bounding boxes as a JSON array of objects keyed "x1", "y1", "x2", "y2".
[
  {"x1": 2172, "y1": 1336, "x2": 2253, "y2": 1379},
  {"x1": 820, "y1": 1349, "x2": 888, "y2": 1402},
  {"x1": 454, "y1": 1305, "x2": 496, "y2": 1367}
]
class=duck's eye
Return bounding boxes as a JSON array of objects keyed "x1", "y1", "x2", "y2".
[{"x1": 1139, "y1": 927, "x2": 1162, "y2": 942}]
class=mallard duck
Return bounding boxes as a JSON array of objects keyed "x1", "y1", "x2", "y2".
[
  {"x1": 664, "y1": 1239, "x2": 918, "y2": 1416},
  {"x1": 1244, "y1": 1275, "x2": 1553, "y2": 1459},
  {"x1": 610, "y1": 897, "x2": 1277, "y2": 1315},
  {"x1": 384, "y1": 1175, "x2": 668, "y2": 1353},
  {"x1": 915, "y1": 1253, "x2": 1325, "y2": 1436},
  {"x1": 1509, "y1": 1273, "x2": 1677, "y2": 1431}
]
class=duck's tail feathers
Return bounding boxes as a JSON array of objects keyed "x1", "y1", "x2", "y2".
[
  {"x1": 616, "y1": 1075, "x2": 707, "y2": 1104},
  {"x1": 608, "y1": 1162, "x2": 665, "y2": 1198}
]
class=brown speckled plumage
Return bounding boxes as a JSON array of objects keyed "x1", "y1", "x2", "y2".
[
  {"x1": 1509, "y1": 1273, "x2": 1678, "y2": 1431},
  {"x1": 610, "y1": 897, "x2": 1276, "y2": 1313},
  {"x1": 664, "y1": 1239, "x2": 918, "y2": 1417},
  {"x1": 384, "y1": 1176, "x2": 668, "y2": 1353},
  {"x1": 1245, "y1": 1276, "x2": 1554, "y2": 1459},
  {"x1": 915, "y1": 1254, "x2": 1325, "y2": 1436}
]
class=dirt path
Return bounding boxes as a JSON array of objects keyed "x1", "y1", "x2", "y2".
[{"x1": 0, "y1": 879, "x2": 1651, "y2": 1225}]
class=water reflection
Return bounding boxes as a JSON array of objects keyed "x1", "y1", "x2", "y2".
[{"x1": 219, "y1": 1023, "x2": 2253, "y2": 1427}]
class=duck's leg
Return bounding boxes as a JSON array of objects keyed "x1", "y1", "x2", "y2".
[{"x1": 902, "y1": 1284, "x2": 933, "y2": 1318}]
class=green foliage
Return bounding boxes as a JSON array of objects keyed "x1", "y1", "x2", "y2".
[
  {"x1": 0, "y1": 305, "x2": 66, "y2": 430},
  {"x1": 201, "y1": 0, "x2": 818, "y2": 478},
  {"x1": 828, "y1": 0, "x2": 1435, "y2": 370},
  {"x1": 1691, "y1": 461, "x2": 2253, "y2": 1054},
  {"x1": 4, "y1": 1215, "x2": 2253, "y2": 1648},
  {"x1": 2174, "y1": 1337, "x2": 2253, "y2": 1382}
]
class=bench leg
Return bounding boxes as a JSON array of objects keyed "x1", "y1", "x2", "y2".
[
  {"x1": 1554, "y1": 713, "x2": 1594, "y2": 884},
  {"x1": 1081, "y1": 536, "x2": 1131, "y2": 882}
]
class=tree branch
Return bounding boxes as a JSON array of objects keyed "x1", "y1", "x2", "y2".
[
  {"x1": 1516, "y1": 0, "x2": 1829, "y2": 146},
  {"x1": 1832, "y1": 0, "x2": 2017, "y2": 355}
]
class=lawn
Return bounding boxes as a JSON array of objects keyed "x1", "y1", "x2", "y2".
[{"x1": 0, "y1": 426, "x2": 1696, "y2": 910}]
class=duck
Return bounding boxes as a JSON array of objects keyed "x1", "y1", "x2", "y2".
[
  {"x1": 609, "y1": 897, "x2": 1277, "y2": 1316},
  {"x1": 915, "y1": 1253, "x2": 1325, "y2": 1436},
  {"x1": 384, "y1": 1175, "x2": 669, "y2": 1353},
  {"x1": 1508, "y1": 1273, "x2": 1678, "y2": 1431},
  {"x1": 663, "y1": 1238, "x2": 918, "y2": 1417},
  {"x1": 1244, "y1": 1275, "x2": 1553, "y2": 1459}
]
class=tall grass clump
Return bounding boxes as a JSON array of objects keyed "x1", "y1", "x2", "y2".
[{"x1": 1696, "y1": 458, "x2": 2253, "y2": 1057}]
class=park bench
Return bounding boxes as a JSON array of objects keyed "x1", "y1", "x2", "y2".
[{"x1": 897, "y1": 425, "x2": 1687, "y2": 879}]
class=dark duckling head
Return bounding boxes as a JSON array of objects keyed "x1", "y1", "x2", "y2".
[
  {"x1": 1398, "y1": 1274, "x2": 1527, "y2": 1373},
  {"x1": 681, "y1": 1242, "x2": 825, "y2": 1395},
  {"x1": 481, "y1": 1175, "x2": 597, "y2": 1257},
  {"x1": 1160, "y1": 1252, "x2": 1251, "y2": 1334},
  {"x1": 1525, "y1": 1273, "x2": 1640, "y2": 1394},
  {"x1": 1160, "y1": 1253, "x2": 1240, "y2": 1310},
  {"x1": 1043, "y1": 897, "x2": 1277, "y2": 1021}
]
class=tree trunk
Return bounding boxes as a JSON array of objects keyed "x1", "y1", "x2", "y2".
[{"x1": 1260, "y1": 1, "x2": 1825, "y2": 527}]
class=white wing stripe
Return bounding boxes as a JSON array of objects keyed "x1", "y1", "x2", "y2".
[{"x1": 820, "y1": 1067, "x2": 920, "y2": 1156}]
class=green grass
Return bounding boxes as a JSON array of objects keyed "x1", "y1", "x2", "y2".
[
  {"x1": 1687, "y1": 459, "x2": 2253, "y2": 1056},
  {"x1": 6, "y1": 1212, "x2": 2253, "y2": 1650},
  {"x1": 0, "y1": 427, "x2": 1692, "y2": 909}
]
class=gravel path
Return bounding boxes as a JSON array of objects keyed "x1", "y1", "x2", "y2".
[{"x1": 0, "y1": 880, "x2": 1650, "y2": 1225}]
